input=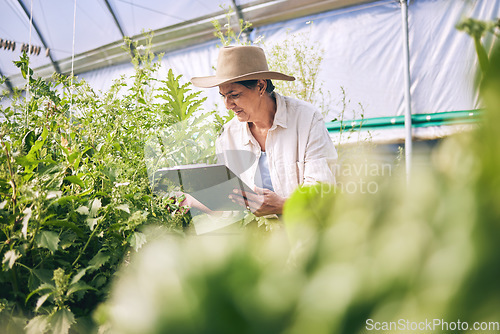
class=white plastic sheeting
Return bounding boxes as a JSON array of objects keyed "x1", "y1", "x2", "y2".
[
  {"x1": 78, "y1": 0, "x2": 499, "y2": 128},
  {"x1": 0, "y1": 0, "x2": 240, "y2": 77}
]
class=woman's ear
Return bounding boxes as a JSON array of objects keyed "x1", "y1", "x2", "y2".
[{"x1": 257, "y1": 79, "x2": 267, "y2": 95}]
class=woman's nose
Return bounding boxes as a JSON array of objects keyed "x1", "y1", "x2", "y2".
[{"x1": 223, "y1": 96, "x2": 235, "y2": 109}]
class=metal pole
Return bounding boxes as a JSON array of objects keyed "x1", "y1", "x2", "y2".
[{"x1": 400, "y1": 0, "x2": 412, "y2": 182}]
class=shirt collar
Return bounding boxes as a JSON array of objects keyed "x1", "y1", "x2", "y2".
[
  {"x1": 237, "y1": 92, "x2": 288, "y2": 146},
  {"x1": 241, "y1": 123, "x2": 253, "y2": 146},
  {"x1": 271, "y1": 92, "x2": 288, "y2": 129}
]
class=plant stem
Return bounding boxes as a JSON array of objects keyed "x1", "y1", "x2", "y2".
[{"x1": 72, "y1": 219, "x2": 102, "y2": 267}]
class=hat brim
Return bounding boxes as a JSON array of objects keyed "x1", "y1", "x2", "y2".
[{"x1": 190, "y1": 71, "x2": 295, "y2": 88}]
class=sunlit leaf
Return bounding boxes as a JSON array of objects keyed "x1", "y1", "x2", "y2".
[
  {"x1": 76, "y1": 206, "x2": 89, "y2": 215},
  {"x1": 116, "y1": 204, "x2": 130, "y2": 214},
  {"x1": 49, "y1": 308, "x2": 75, "y2": 334},
  {"x1": 90, "y1": 198, "x2": 102, "y2": 218},
  {"x1": 86, "y1": 217, "x2": 99, "y2": 231},
  {"x1": 128, "y1": 231, "x2": 147, "y2": 252},
  {"x1": 22, "y1": 207, "x2": 32, "y2": 239},
  {"x1": 2, "y1": 249, "x2": 21, "y2": 270},
  {"x1": 25, "y1": 315, "x2": 50, "y2": 334},
  {"x1": 35, "y1": 293, "x2": 51, "y2": 312}
]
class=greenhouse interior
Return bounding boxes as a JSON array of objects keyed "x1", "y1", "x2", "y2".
[{"x1": 1, "y1": 0, "x2": 500, "y2": 333}]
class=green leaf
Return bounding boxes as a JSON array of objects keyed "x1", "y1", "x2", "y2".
[
  {"x1": 66, "y1": 281, "x2": 95, "y2": 298},
  {"x1": 87, "y1": 250, "x2": 110, "y2": 271},
  {"x1": 54, "y1": 195, "x2": 79, "y2": 206},
  {"x1": 35, "y1": 231, "x2": 60, "y2": 253},
  {"x1": 2, "y1": 249, "x2": 21, "y2": 270},
  {"x1": 32, "y1": 269, "x2": 53, "y2": 285},
  {"x1": 25, "y1": 283, "x2": 55, "y2": 304},
  {"x1": 49, "y1": 308, "x2": 75, "y2": 334},
  {"x1": 42, "y1": 220, "x2": 85, "y2": 238},
  {"x1": 64, "y1": 175, "x2": 84, "y2": 188},
  {"x1": 115, "y1": 204, "x2": 130, "y2": 214},
  {"x1": 128, "y1": 231, "x2": 147, "y2": 252},
  {"x1": 70, "y1": 269, "x2": 87, "y2": 285},
  {"x1": 26, "y1": 127, "x2": 48, "y2": 159},
  {"x1": 25, "y1": 315, "x2": 50, "y2": 334},
  {"x1": 67, "y1": 152, "x2": 79, "y2": 164},
  {"x1": 22, "y1": 130, "x2": 36, "y2": 155}
]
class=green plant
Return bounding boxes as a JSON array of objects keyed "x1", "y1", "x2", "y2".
[
  {"x1": 211, "y1": 5, "x2": 253, "y2": 47},
  {"x1": 0, "y1": 34, "x2": 208, "y2": 333},
  {"x1": 456, "y1": 17, "x2": 500, "y2": 75},
  {"x1": 266, "y1": 25, "x2": 331, "y2": 117}
]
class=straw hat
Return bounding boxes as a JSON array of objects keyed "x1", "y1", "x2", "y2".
[{"x1": 190, "y1": 45, "x2": 295, "y2": 88}]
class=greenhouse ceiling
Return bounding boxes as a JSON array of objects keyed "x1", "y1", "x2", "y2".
[{"x1": 0, "y1": 0, "x2": 374, "y2": 90}]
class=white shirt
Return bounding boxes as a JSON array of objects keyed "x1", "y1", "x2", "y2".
[{"x1": 216, "y1": 92, "x2": 337, "y2": 198}]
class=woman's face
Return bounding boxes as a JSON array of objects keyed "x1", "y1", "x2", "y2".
[{"x1": 218, "y1": 81, "x2": 264, "y2": 123}]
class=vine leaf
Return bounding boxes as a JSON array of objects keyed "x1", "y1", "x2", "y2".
[
  {"x1": 49, "y1": 307, "x2": 75, "y2": 334},
  {"x1": 35, "y1": 231, "x2": 60, "y2": 253}
]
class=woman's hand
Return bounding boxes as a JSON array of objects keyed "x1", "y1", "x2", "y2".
[
  {"x1": 229, "y1": 186, "x2": 286, "y2": 217},
  {"x1": 177, "y1": 192, "x2": 214, "y2": 214}
]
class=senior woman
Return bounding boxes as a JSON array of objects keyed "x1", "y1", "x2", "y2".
[{"x1": 190, "y1": 45, "x2": 337, "y2": 217}]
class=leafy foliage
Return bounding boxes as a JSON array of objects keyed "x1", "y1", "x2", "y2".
[
  {"x1": 211, "y1": 5, "x2": 253, "y2": 47},
  {"x1": 0, "y1": 36, "x2": 209, "y2": 332}
]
